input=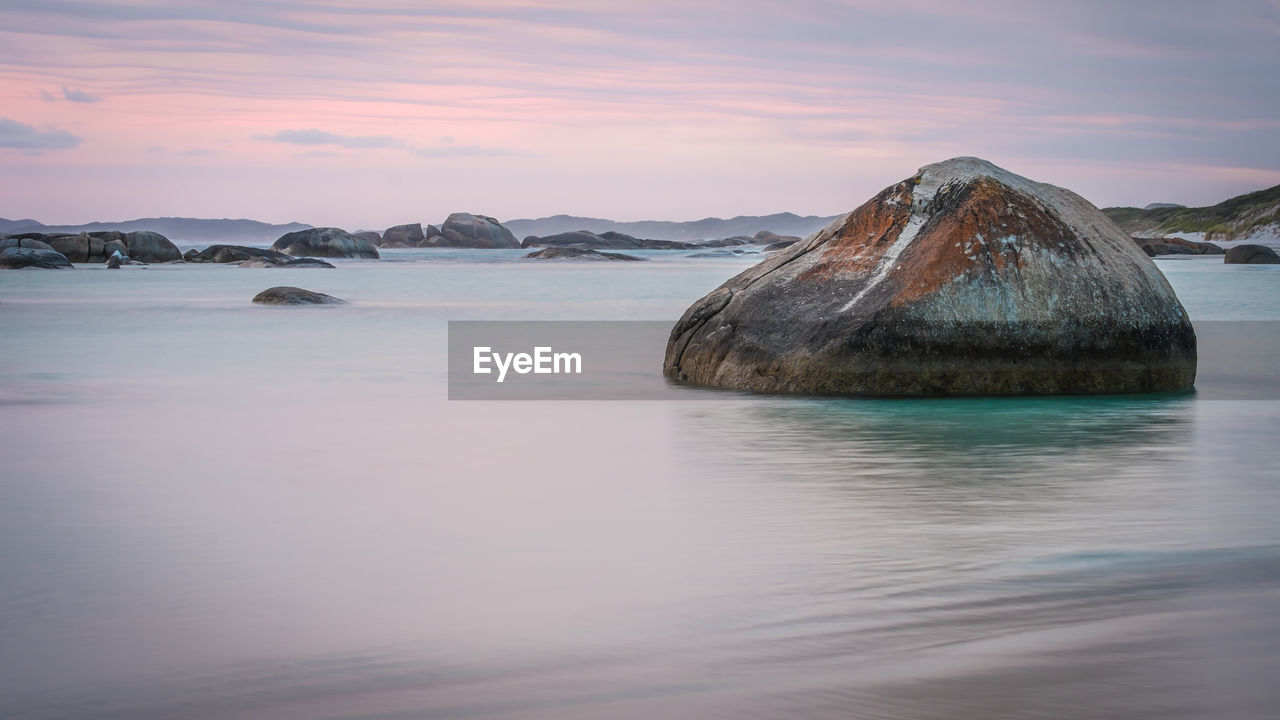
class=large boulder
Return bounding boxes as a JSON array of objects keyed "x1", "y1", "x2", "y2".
[
  {"x1": 271, "y1": 227, "x2": 380, "y2": 259},
  {"x1": 381, "y1": 223, "x2": 425, "y2": 248},
  {"x1": 185, "y1": 245, "x2": 294, "y2": 264},
  {"x1": 41, "y1": 233, "x2": 90, "y2": 262},
  {"x1": 432, "y1": 213, "x2": 520, "y2": 248},
  {"x1": 0, "y1": 245, "x2": 73, "y2": 269},
  {"x1": 252, "y1": 286, "x2": 347, "y2": 305},
  {"x1": 664, "y1": 157, "x2": 1197, "y2": 396},
  {"x1": 353, "y1": 231, "x2": 382, "y2": 246},
  {"x1": 122, "y1": 231, "x2": 182, "y2": 262},
  {"x1": 1224, "y1": 244, "x2": 1280, "y2": 264}
]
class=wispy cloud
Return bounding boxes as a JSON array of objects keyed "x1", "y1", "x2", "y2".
[
  {"x1": 61, "y1": 86, "x2": 100, "y2": 103},
  {"x1": 255, "y1": 129, "x2": 405, "y2": 149},
  {"x1": 0, "y1": 117, "x2": 81, "y2": 150}
]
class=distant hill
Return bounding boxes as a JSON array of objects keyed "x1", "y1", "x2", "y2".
[
  {"x1": 0, "y1": 218, "x2": 45, "y2": 233},
  {"x1": 1104, "y1": 185, "x2": 1280, "y2": 242},
  {"x1": 0, "y1": 217, "x2": 312, "y2": 246},
  {"x1": 503, "y1": 212, "x2": 842, "y2": 242}
]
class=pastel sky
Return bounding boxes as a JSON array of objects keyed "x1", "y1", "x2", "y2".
[{"x1": 2, "y1": 0, "x2": 1279, "y2": 228}]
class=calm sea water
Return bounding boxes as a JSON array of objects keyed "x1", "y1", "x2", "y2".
[{"x1": 1, "y1": 251, "x2": 1278, "y2": 719}]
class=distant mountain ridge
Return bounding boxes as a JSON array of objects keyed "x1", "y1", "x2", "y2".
[
  {"x1": 1104, "y1": 185, "x2": 1280, "y2": 243},
  {"x1": 503, "y1": 212, "x2": 842, "y2": 242},
  {"x1": 0, "y1": 217, "x2": 312, "y2": 245}
]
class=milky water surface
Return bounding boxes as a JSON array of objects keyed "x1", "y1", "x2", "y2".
[{"x1": 1, "y1": 252, "x2": 1278, "y2": 719}]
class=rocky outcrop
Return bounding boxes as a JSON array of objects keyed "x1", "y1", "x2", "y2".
[
  {"x1": 522, "y1": 247, "x2": 646, "y2": 261},
  {"x1": 251, "y1": 286, "x2": 347, "y2": 305},
  {"x1": 521, "y1": 230, "x2": 696, "y2": 250},
  {"x1": 271, "y1": 228, "x2": 380, "y2": 259},
  {"x1": 238, "y1": 256, "x2": 335, "y2": 268},
  {"x1": 1133, "y1": 236, "x2": 1225, "y2": 256},
  {"x1": 8, "y1": 230, "x2": 180, "y2": 263},
  {"x1": 664, "y1": 157, "x2": 1197, "y2": 396},
  {"x1": 0, "y1": 239, "x2": 72, "y2": 269},
  {"x1": 185, "y1": 245, "x2": 295, "y2": 264},
  {"x1": 381, "y1": 223, "x2": 424, "y2": 248},
  {"x1": 430, "y1": 213, "x2": 520, "y2": 249},
  {"x1": 1224, "y1": 244, "x2": 1280, "y2": 264},
  {"x1": 354, "y1": 231, "x2": 382, "y2": 245}
]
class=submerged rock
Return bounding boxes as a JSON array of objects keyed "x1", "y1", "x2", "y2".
[
  {"x1": 251, "y1": 286, "x2": 347, "y2": 305},
  {"x1": 186, "y1": 245, "x2": 294, "y2": 264},
  {"x1": 664, "y1": 157, "x2": 1197, "y2": 396},
  {"x1": 271, "y1": 228, "x2": 380, "y2": 259},
  {"x1": 431, "y1": 213, "x2": 520, "y2": 249},
  {"x1": 1134, "y1": 236, "x2": 1224, "y2": 256},
  {"x1": 238, "y1": 256, "x2": 335, "y2": 268},
  {"x1": 522, "y1": 247, "x2": 646, "y2": 261},
  {"x1": 1224, "y1": 244, "x2": 1280, "y2": 264},
  {"x1": 0, "y1": 245, "x2": 73, "y2": 269},
  {"x1": 522, "y1": 230, "x2": 696, "y2": 250}
]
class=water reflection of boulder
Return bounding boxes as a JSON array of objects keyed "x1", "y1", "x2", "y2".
[{"x1": 677, "y1": 395, "x2": 1194, "y2": 505}]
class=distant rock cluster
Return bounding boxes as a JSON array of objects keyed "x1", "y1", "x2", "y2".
[
  {"x1": 2, "y1": 230, "x2": 181, "y2": 263},
  {"x1": 362, "y1": 214, "x2": 521, "y2": 249}
]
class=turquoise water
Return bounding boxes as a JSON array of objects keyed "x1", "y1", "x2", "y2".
[{"x1": 1, "y1": 253, "x2": 1278, "y2": 719}]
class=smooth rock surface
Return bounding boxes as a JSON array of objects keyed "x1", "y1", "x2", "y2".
[
  {"x1": 665, "y1": 157, "x2": 1197, "y2": 396},
  {"x1": 271, "y1": 228, "x2": 380, "y2": 259},
  {"x1": 1224, "y1": 244, "x2": 1280, "y2": 264},
  {"x1": 251, "y1": 286, "x2": 347, "y2": 305}
]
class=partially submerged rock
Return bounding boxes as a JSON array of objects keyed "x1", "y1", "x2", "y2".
[
  {"x1": 251, "y1": 286, "x2": 347, "y2": 305},
  {"x1": 522, "y1": 247, "x2": 646, "y2": 261},
  {"x1": 0, "y1": 245, "x2": 73, "y2": 269},
  {"x1": 664, "y1": 157, "x2": 1197, "y2": 396},
  {"x1": 522, "y1": 230, "x2": 695, "y2": 250},
  {"x1": 185, "y1": 245, "x2": 294, "y2": 264},
  {"x1": 1224, "y1": 244, "x2": 1280, "y2": 264},
  {"x1": 431, "y1": 213, "x2": 520, "y2": 248},
  {"x1": 271, "y1": 228, "x2": 380, "y2": 259},
  {"x1": 238, "y1": 256, "x2": 335, "y2": 268}
]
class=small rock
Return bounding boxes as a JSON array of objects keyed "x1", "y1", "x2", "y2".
[{"x1": 251, "y1": 286, "x2": 347, "y2": 305}]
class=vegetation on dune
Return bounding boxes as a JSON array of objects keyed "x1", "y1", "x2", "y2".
[{"x1": 1103, "y1": 184, "x2": 1280, "y2": 241}]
